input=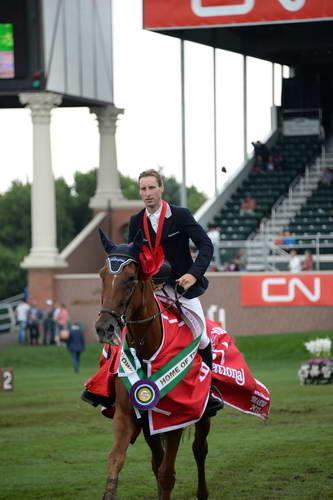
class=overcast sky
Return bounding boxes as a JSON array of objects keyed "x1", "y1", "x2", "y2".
[{"x1": 0, "y1": 0, "x2": 283, "y2": 197}]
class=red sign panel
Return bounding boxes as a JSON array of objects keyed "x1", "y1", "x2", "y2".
[
  {"x1": 241, "y1": 274, "x2": 333, "y2": 307},
  {"x1": 144, "y1": 0, "x2": 333, "y2": 29}
]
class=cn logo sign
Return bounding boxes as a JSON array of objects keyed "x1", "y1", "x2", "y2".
[
  {"x1": 191, "y1": 0, "x2": 305, "y2": 17},
  {"x1": 262, "y1": 277, "x2": 320, "y2": 303},
  {"x1": 241, "y1": 274, "x2": 333, "y2": 306}
]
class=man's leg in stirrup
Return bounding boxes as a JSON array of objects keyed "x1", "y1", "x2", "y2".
[{"x1": 199, "y1": 342, "x2": 224, "y2": 417}]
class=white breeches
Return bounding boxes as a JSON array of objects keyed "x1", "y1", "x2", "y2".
[{"x1": 156, "y1": 285, "x2": 210, "y2": 350}]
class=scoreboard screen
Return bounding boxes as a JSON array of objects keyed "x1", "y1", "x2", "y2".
[{"x1": 0, "y1": 23, "x2": 14, "y2": 79}]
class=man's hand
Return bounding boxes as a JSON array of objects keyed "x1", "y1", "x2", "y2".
[{"x1": 176, "y1": 273, "x2": 197, "y2": 290}]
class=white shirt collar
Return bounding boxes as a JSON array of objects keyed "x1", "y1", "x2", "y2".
[{"x1": 146, "y1": 202, "x2": 172, "y2": 219}]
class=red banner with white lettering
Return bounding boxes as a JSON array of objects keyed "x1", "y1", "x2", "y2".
[
  {"x1": 144, "y1": 0, "x2": 333, "y2": 29},
  {"x1": 241, "y1": 274, "x2": 333, "y2": 307}
]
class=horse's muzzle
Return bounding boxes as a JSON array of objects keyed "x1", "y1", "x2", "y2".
[{"x1": 95, "y1": 317, "x2": 122, "y2": 346}]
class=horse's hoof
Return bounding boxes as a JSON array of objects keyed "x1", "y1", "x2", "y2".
[{"x1": 102, "y1": 494, "x2": 115, "y2": 500}]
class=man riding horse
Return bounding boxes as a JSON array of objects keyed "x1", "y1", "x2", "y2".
[{"x1": 128, "y1": 168, "x2": 224, "y2": 418}]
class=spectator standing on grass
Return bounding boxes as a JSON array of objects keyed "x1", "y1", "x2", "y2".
[
  {"x1": 289, "y1": 249, "x2": 302, "y2": 273},
  {"x1": 28, "y1": 300, "x2": 42, "y2": 345},
  {"x1": 15, "y1": 298, "x2": 30, "y2": 344},
  {"x1": 66, "y1": 322, "x2": 85, "y2": 373},
  {"x1": 302, "y1": 250, "x2": 314, "y2": 271},
  {"x1": 53, "y1": 303, "x2": 69, "y2": 345},
  {"x1": 43, "y1": 300, "x2": 56, "y2": 345}
]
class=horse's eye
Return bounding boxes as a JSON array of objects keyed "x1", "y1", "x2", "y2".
[{"x1": 127, "y1": 276, "x2": 137, "y2": 285}]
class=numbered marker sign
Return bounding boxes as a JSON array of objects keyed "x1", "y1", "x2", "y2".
[{"x1": 0, "y1": 368, "x2": 14, "y2": 391}]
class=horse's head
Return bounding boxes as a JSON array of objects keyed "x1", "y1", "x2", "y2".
[{"x1": 95, "y1": 229, "x2": 143, "y2": 345}]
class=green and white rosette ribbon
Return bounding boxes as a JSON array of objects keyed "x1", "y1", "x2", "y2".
[{"x1": 118, "y1": 336, "x2": 201, "y2": 413}]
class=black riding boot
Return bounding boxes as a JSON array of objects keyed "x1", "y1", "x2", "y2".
[{"x1": 199, "y1": 343, "x2": 224, "y2": 417}]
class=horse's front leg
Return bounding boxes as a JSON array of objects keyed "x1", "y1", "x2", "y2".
[
  {"x1": 143, "y1": 420, "x2": 165, "y2": 498},
  {"x1": 102, "y1": 379, "x2": 139, "y2": 500},
  {"x1": 158, "y1": 429, "x2": 183, "y2": 500},
  {"x1": 192, "y1": 416, "x2": 211, "y2": 500}
]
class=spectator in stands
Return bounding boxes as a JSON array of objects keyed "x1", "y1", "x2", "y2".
[
  {"x1": 238, "y1": 248, "x2": 247, "y2": 271},
  {"x1": 221, "y1": 262, "x2": 230, "y2": 271},
  {"x1": 273, "y1": 152, "x2": 285, "y2": 171},
  {"x1": 283, "y1": 231, "x2": 296, "y2": 247},
  {"x1": 274, "y1": 231, "x2": 284, "y2": 247},
  {"x1": 267, "y1": 155, "x2": 275, "y2": 172},
  {"x1": 288, "y1": 249, "x2": 302, "y2": 273},
  {"x1": 230, "y1": 256, "x2": 240, "y2": 272},
  {"x1": 207, "y1": 224, "x2": 220, "y2": 269},
  {"x1": 15, "y1": 298, "x2": 30, "y2": 344},
  {"x1": 252, "y1": 140, "x2": 269, "y2": 162},
  {"x1": 302, "y1": 250, "x2": 314, "y2": 271},
  {"x1": 252, "y1": 155, "x2": 266, "y2": 174},
  {"x1": 319, "y1": 167, "x2": 333, "y2": 185},
  {"x1": 240, "y1": 194, "x2": 257, "y2": 216}
]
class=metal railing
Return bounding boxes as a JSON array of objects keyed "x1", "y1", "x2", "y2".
[
  {"x1": 0, "y1": 293, "x2": 24, "y2": 335},
  {"x1": 0, "y1": 303, "x2": 16, "y2": 335},
  {"x1": 214, "y1": 234, "x2": 333, "y2": 272}
]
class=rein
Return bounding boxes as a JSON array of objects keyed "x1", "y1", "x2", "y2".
[{"x1": 99, "y1": 282, "x2": 186, "y2": 328}]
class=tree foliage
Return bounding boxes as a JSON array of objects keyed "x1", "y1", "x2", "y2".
[{"x1": 0, "y1": 170, "x2": 206, "y2": 299}]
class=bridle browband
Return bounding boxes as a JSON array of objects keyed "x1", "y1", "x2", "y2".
[{"x1": 98, "y1": 255, "x2": 186, "y2": 340}]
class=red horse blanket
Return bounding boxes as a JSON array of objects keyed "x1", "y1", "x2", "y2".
[{"x1": 85, "y1": 310, "x2": 270, "y2": 435}]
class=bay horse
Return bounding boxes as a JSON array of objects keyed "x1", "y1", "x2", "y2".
[{"x1": 95, "y1": 230, "x2": 212, "y2": 500}]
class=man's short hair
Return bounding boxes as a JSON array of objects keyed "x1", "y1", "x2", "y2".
[{"x1": 138, "y1": 169, "x2": 163, "y2": 187}]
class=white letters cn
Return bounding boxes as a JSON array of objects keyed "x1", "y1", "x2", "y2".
[
  {"x1": 278, "y1": 0, "x2": 305, "y2": 12},
  {"x1": 262, "y1": 277, "x2": 321, "y2": 303},
  {"x1": 192, "y1": 0, "x2": 305, "y2": 17},
  {"x1": 191, "y1": 0, "x2": 254, "y2": 17}
]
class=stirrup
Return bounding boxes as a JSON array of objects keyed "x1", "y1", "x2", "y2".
[
  {"x1": 204, "y1": 385, "x2": 224, "y2": 418},
  {"x1": 80, "y1": 389, "x2": 113, "y2": 408}
]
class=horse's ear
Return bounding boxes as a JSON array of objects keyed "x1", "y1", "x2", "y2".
[
  {"x1": 98, "y1": 228, "x2": 116, "y2": 254},
  {"x1": 130, "y1": 229, "x2": 144, "y2": 257}
]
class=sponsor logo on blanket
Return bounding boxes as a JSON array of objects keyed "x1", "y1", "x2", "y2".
[{"x1": 213, "y1": 363, "x2": 246, "y2": 386}]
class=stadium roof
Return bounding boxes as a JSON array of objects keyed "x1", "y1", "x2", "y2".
[
  {"x1": 143, "y1": 1, "x2": 333, "y2": 67},
  {"x1": 154, "y1": 20, "x2": 333, "y2": 67}
]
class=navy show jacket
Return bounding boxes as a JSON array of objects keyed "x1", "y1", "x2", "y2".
[{"x1": 128, "y1": 204, "x2": 214, "y2": 299}]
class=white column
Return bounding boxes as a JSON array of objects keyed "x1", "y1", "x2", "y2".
[
  {"x1": 19, "y1": 92, "x2": 67, "y2": 269},
  {"x1": 89, "y1": 104, "x2": 124, "y2": 209}
]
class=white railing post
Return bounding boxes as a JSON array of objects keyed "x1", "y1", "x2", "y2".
[{"x1": 316, "y1": 235, "x2": 320, "y2": 271}]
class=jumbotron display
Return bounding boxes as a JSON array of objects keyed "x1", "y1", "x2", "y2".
[{"x1": 0, "y1": 23, "x2": 14, "y2": 79}]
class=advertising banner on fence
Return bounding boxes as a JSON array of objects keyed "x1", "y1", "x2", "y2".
[
  {"x1": 241, "y1": 274, "x2": 333, "y2": 307},
  {"x1": 144, "y1": 0, "x2": 333, "y2": 29}
]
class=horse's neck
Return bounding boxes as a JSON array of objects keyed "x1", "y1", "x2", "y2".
[{"x1": 128, "y1": 280, "x2": 162, "y2": 359}]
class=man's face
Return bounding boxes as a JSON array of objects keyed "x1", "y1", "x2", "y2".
[{"x1": 139, "y1": 175, "x2": 164, "y2": 212}]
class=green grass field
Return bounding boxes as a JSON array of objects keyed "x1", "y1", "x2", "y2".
[{"x1": 1, "y1": 331, "x2": 333, "y2": 500}]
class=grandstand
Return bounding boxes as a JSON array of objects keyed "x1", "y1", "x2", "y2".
[
  {"x1": 145, "y1": 1, "x2": 333, "y2": 273},
  {"x1": 208, "y1": 136, "x2": 333, "y2": 272},
  {"x1": 206, "y1": 132, "x2": 332, "y2": 272}
]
